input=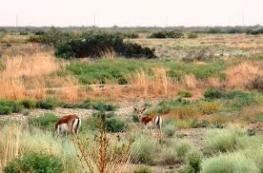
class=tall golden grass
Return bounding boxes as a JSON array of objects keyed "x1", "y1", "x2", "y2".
[
  {"x1": 0, "y1": 124, "x2": 22, "y2": 172},
  {"x1": 225, "y1": 61, "x2": 263, "y2": 89},
  {"x1": 0, "y1": 53, "x2": 58, "y2": 99}
]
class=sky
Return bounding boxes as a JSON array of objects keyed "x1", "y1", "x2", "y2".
[{"x1": 0, "y1": 0, "x2": 262, "y2": 27}]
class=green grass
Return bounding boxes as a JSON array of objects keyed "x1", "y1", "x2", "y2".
[
  {"x1": 201, "y1": 153, "x2": 259, "y2": 173},
  {"x1": 28, "y1": 113, "x2": 58, "y2": 130},
  {"x1": 61, "y1": 58, "x2": 227, "y2": 84}
]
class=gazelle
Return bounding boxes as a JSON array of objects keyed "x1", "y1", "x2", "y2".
[
  {"x1": 55, "y1": 115, "x2": 81, "y2": 136},
  {"x1": 134, "y1": 107, "x2": 162, "y2": 132}
]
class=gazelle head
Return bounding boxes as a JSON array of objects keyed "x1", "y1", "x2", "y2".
[{"x1": 134, "y1": 106, "x2": 146, "y2": 121}]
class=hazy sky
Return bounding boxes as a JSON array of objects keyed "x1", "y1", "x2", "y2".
[{"x1": 0, "y1": 0, "x2": 262, "y2": 27}]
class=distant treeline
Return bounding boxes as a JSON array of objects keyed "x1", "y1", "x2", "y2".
[{"x1": 1, "y1": 25, "x2": 263, "y2": 35}]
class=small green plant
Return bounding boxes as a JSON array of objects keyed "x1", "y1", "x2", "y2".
[
  {"x1": 4, "y1": 153, "x2": 63, "y2": 173},
  {"x1": 28, "y1": 113, "x2": 58, "y2": 130}
]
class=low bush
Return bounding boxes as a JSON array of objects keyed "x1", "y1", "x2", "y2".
[
  {"x1": 201, "y1": 153, "x2": 259, "y2": 173},
  {"x1": 36, "y1": 97, "x2": 61, "y2": 109},
  {"x1": 163, "y1": 123, "x2": 176, "y2": 137},
  {"x1": 149, "y1": 31, "x2": 184, "y2": 39},
  {"x1": 28, "y1": 113, "x2": 58, "y2": 130},
  {"x1": 204, "y1": 89, "x2": 224, "y2": 99},
  {"x1": 130, "y1": 135, "x2": 159, "y2": 164},
  {"x1": 175, "y1": 140, "x2": 192, "y2": 159},
  {"x1": 4, "y1": 153, "x2": 63, "y2": 173},
  {"x1": 55, "y1": 32, "x2": 156, "y2": 59},
  {"x1": 20, "y1": 99, "x2": 37, "y2": 109},
  {"x1": 160, "y1": 148, "x2": 179, "y2": 165},
  {"x1": 0, "y1": 100, "x2": 24, "y2": 115},
  {"x1": 134, "y1": 166, "x2": 152, "y2": 173},
  {"x1": 186, "y1": 150, "x2": 203, "y2": 173},
  {"x1": 181, "y1": 150, "x2": 203, "y2": 173},
  {"x1": 106, "y1": 117, "x2": 128, "y2": 133},
  {"x1": 203, "y1": 129, "x2": 246, "y2": 155}
]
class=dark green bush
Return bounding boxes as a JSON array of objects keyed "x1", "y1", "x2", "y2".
[
  {"x1": 0, "y1": 100, "x2": 24, "y2": 115},
  {"x1": 0, "y1": 105, "x2": 12, "y2": 115},
  {"x1": 55, "y1": 33, "x2": 156, "y2": 59},
  {"x1": 204, "y1": 89, "x2": 224, "y2": 99},
  {"x1": 149, "y1": 31, "x2": 184, "y2": 38},
  {"x1": 36, "y1": 97, "x2": 61, "y2": 109},
  {"x1": 64, "y1": 100, "x2": 117, "y2": 111},
  {"x1": 4, "y1": 153, "x2": 63, "y2": 173},
  {"x1": 20, "y1": 99, "x2": 37, "y2": 109},
  {"x1": 28, "y1": 113, "x2": 58, "y2": 130},
  {"x1": 246, "y1": 28, "x2": 263, "y2": 35},
  {"x1": 106, "y1": 117, "x2": 127, "y2": 133}
]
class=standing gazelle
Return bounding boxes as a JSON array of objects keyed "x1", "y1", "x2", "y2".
[
  {"x1": 55, "y1": 115, "x2": 81, "y2": 136},
  {"x1": 134, "y1": 107, "x2": 162, "y2": 133}
]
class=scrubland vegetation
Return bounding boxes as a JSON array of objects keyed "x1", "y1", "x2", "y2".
[{"x1": 0, "y1": 26, "x2": 263, "y2": 173}]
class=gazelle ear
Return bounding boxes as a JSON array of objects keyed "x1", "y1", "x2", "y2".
[
  {"x1": 134, "y1": 107, "x2": 138, "y2": 112},
  {"x1": 141, "y1": 107, "x2": 146, "y2": 113}
]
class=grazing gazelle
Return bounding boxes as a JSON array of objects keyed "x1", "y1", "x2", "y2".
[
  {"x1": 134, "y1": 107, "x2": 162, "y2": 132},
  {"x1": 55, "y1": 115, "x2": 81, "y2": 136}
]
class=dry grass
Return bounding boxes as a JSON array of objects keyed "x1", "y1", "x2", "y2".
[
  {"x1": 0, "y1": 53, "x2": 58, "y2": 100},
  {"x1": 225, "y1": 61, "x2": 263, "y2": 89},
  {"x1": 0, "y1": 124, "x2": 22, "y2": 172}
]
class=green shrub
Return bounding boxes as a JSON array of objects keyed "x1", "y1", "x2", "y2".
[
  {"x1": 55, "y1": 32, "x2": 156, "y2": 59},
  {"x1": 28, "y1": 113, "x2": 58, "y2": 130},
  {"x1": 204, "y1": 129, "x2": 245, "y2": 154},
  {"x1": 204, "y1": 89, "x2": 224, "y2": 99},
  {"x1": 160, "y1": 148, "x2": 179, "y2": 165},
  {"x1": 4, "y1": 153, "x2": 63, "y2": 173},
  {"x1": 36, "y1": 97, "x2": 61, "y2": 109},
  {"x1": 176, "y1": 140, "x2": 192, "y2": 159},
  {"x1": 0, "y1": 100, "x2": 24, "y2": 115},
  {"x1": 134, "y1": 166, "x2": 152, "y2": 173},
  {"x1": 201, "y1": 153, "x2": 259, "y2": 173},
  {"x1": 163, "y1": 123, "x2": 176, "y2": 137},
  {"x1": 131, "y1": 135, "x2": 159, "y2": 164},
  {"x1": 0, "y1": 105, "x2": 12, "y2": 115},
  {"x1": 149, "y1": 31, "x2": 184, "y2": 39},
  {"x1": 106, "y1": 117, "x2": 127, "y2": 133},
  {"x1": 186, "y1": 150, "x2": 203, "y2": 173},
  {"x1": 21, "y1": 99, "x2": 37, "y2": 109}
]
